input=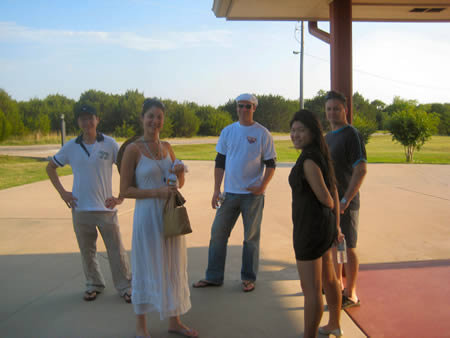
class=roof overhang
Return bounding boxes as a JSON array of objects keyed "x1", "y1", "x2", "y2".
[{"x1": 212, "y1": 0, "x2": 450, "y2": 22}]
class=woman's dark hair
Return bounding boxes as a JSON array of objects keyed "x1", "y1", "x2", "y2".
[
  {"x1": 290, "y1": 109, "x2": 336, "y2": 190},
  {"x1": 141, "y1": 98, "x2": 165, "y2": 116}
]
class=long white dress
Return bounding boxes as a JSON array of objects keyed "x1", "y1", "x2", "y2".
[{"x1": 131, "y1": 153, "x2": 191, "y2": 319}]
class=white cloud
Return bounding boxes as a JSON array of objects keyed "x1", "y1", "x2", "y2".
[{"x1": 0, "y1": 22, "x2": 232, "y2": 51}]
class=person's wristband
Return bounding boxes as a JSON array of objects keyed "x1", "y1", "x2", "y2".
[{"x1": 341, "y1": 197, "x2": 347, "y2": 205}]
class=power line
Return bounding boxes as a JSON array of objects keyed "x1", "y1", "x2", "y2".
[{"x1": 303, "y1": 52, "x2": 450, "y2": 92}]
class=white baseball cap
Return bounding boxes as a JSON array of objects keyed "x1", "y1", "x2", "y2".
[{"x1": 235, "y1": 93, "x2": 258, "y2": 107}]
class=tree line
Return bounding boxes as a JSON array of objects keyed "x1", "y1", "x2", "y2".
[{"x1": 0, "y1": 88, "x2": 449, "y2": 144}]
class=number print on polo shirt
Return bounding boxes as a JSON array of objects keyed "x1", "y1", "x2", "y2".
[{"x1": 98, "y1": 151, "x2": 109, "y2": 160}]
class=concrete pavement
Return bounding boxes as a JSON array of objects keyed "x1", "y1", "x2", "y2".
[{"x1": 0, "y1": 159, "x2": 449, "y2": 337}]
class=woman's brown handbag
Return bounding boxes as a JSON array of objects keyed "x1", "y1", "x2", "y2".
[{"x1": 163, "y1": 191, "x2": 192, "y2": 237}]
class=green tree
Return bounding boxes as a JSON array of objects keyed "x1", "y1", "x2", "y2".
[
  {"x1": 196, "y1": 106, "x2": 232, "y2": 136},
  {"x1": 351, "y1": 93, "x2": 379, "y2": 144},
  {"x1": 370, "y1": 99, "x2": 386, "y2": 130},
  {"x1": 114, "y1": 121, "x2": 135, "y2": 138},
  {"x1": 383, "y1": 97, "x2": 420, "y2": 132},
  {"x1": 385, "y1": 97, "x2": 418, "y2": 116},
  {"x1": 426, "y1": 103, "x2": 450, "y2": 136},
  {"x1": 0, "y1": 89, "x2": 25, "y2": 136},
  {"x1": 19, "y1": 98, "x2": 51, "y2": 135},
  {"x1": 219, "y1": 99, "x2": 238, "y2": 121},
  {"x1": 160, "y1": 115, "x2": 174, "y2": 139},
  {"x1": 370, "y1": 99, "x2": 386, "y2": 111},
  {"x1": 387, "y1": 108, "x2": 440, "y2": 162},
  {"x1": 104, "y1": 90, "x2": 144, "y2": 135},
  {"x1": 76, "y1": 89, "x2": 117, "y2": 133},
  {"x1": 35, "y1": 113, "x2": 51, "y2": 135},
  {"x1": 254, "y1": 95, "x2": 296, "y2": 132},
  {"x1": 353, "y1": 92, "x2": 377, "y2": 122},
  {"x1": 160, "y1": 99, "x2": 181, "y2": 138},
  {"x1": 170, "y1": 104, "x2": 200, "y2": 137},
  {"x1": 0, "y1": 108, "x2": 10, "y2": 141},
  {"x1": 220, "y1": 95, "x2": 296, "y2": 132},
  {"x1": 353, "y1": 115, "x2": 377, "y2": 145},
  {"x1": 44, "y1": 94, "x2": 76, "y2": 134},
  {"x1": 304, "y1": 90, "x2": 328, "y2": 130}
]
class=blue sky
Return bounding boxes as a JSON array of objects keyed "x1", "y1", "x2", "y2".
[{"x1": 1, "y1": 0, "x2": 449, "y2": 106}]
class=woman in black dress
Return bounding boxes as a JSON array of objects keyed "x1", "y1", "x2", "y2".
[{"x1": 289, "y1": 110, "x2": 344, "y2": 337}]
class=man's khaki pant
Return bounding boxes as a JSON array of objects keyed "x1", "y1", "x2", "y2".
[{"x1": 72, "y1": 210, "x2": 131, "y2": 296}]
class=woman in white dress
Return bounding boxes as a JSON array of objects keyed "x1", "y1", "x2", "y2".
[{"x1": 120, "y1": 98, "x2": 198, "y2": 338}]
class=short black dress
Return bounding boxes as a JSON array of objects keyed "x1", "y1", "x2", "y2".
[{"x1": 288, "y1": 146, "x2": 337, "y2": 261}]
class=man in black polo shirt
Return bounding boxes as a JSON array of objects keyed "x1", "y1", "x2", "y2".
[{"x1": 325, "y1": 91, "x2": 367, "y2": 309}]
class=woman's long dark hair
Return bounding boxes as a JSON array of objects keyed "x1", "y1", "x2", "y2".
[{"x1": 290, "y1": 109, "x2": 336, "y2": 191}]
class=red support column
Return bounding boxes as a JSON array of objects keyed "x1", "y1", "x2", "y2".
[{"x1": 330, "y1": 0, "x2": 353, "y2": 123}]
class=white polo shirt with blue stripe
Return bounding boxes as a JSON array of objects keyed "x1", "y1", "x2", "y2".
[{"x1": 52, "y1": 133, "x2": 119, "y2": 212}]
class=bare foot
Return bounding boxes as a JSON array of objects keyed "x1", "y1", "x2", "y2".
[
  {"x1": 168, "y1": 318, "x2": 198, "y2": 337},
  {"x1": 136, "y1": 319, "x2": 151, "y2": 337},
  {"x1": 135, "y1": 330, "x2": 151, "y2": 338},
  {"x1": 168, "y1": 327, "x2": 198, "y2": 337}
]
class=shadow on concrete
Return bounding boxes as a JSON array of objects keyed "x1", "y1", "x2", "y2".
[{"x1": 0, "y1": 246, "x2": 310, "y2": 338}]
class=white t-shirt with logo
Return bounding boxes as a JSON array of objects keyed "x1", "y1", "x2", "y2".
[
  {"x1": 52, "y1": 134, "x2": 119, "y2": 212},
  {"x1": 216, "y1": 121, "x2": 276, "y2": 194}
]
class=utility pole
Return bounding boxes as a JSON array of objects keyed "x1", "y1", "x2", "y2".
[
  {"x1": 299, "y1": 21, "x2": 304, "y2": 109},
  {"x1": 293, "y1": 21, "x2": 305, "y2": 109}
]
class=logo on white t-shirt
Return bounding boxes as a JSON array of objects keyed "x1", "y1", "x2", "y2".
[{"x1": 247, "y1": 136, "x2": 257, "y2": 144}]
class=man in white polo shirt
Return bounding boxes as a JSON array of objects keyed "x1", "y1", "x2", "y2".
[
  {"x1": 193, "y1": 93, "x2": 276, "y2": 292},
  {"x1": 46, "y1": 105, "x2": 131, "y2": 302}
]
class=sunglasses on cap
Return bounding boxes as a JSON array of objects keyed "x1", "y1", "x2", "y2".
[{"x1": 238, "y1": 104, "x2": 253, "y2": 109}]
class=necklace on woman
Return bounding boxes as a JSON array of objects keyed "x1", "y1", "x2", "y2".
[
  {"x1": 140, "y1": 137, "x2": 161, "y2": 159},
  {"x1": 140, "y1": 137, "x2": 167, "y2": 184}
]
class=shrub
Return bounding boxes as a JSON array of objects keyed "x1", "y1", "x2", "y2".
[
  {"x1": 196, "y1": 106, "x2": 232, "y2": 136},
  {"x1": 353, "y1": 115, "x2": 377, "y2": 144},
  {"x1": 171, "y1": 106, "x2": 200, "y2": 137},
  {"x1": 114, "y1": 121, "x2": 136, "y2": 138},
  {"x1": 387, "y1": 108, "x2": 440, "y2": 162}
]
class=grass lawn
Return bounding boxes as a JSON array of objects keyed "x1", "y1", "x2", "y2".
[
  {"x1": 365, "y1": 135, "x2": 450, "y2": 164},
  {"x1": 172, "y1": 135, "x2": 450, "y2": 163},
  {"x1": 0, "y1": 156, "x2": 72, "y2": 190},
  {"x1": 0, "y1": 135, "x2": 448, "y2": 190},
  {"x1": 0, "y1": 133, "x2": 77, "y2": 146},
  {"x1": 171, "y1": 141, "x2": 302, "y2": 161}
]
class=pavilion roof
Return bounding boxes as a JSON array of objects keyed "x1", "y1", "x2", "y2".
[{"x1": 212, "y1": 0, "x2": 450, "y2": 22}]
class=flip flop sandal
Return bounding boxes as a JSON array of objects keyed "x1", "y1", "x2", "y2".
[
  {"x1": 83, "y1": 291, "x2": 98, "y2": 301},
  {"x1": 168, "y1": 327, "x2": 199, "y2": 337},
  {"x1": 242, "y1": 281, "x2": 255, "y2": 292},
  {"x1": 192, "y1": 279, "x2": 222, "y2": 288},
  {"x1": 342, "y1": 295, "x2": 360, "y2": 309}
]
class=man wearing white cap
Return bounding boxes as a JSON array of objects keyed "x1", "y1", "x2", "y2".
[{"x1": 193, "y1": 93, "x2": 276, "y2": 292}]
